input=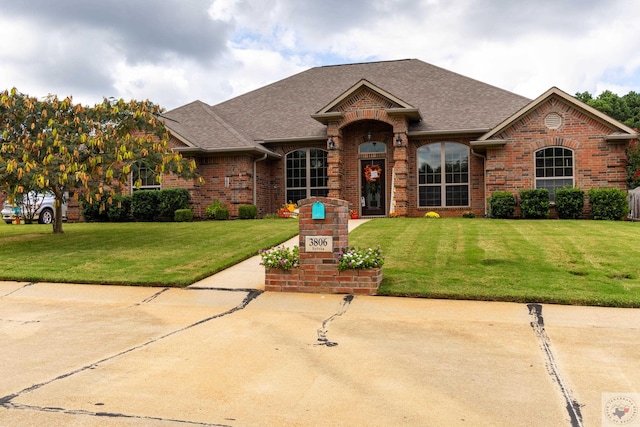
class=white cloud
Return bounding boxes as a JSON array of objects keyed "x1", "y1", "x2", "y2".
[{"x1": 2, "y1": 0, "x2": 640, "y2": 110}]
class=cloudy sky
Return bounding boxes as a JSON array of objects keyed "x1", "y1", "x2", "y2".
[{"x1": 1, "y1": 0, "x2": 639, "y2": 111}]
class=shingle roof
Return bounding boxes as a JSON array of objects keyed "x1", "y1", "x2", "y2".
[{"x1": 164, "y1": 59, "x2": 531, "y2": 151}]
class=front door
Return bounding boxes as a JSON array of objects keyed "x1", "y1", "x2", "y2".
[{"x1": 361, "y1": 159, "x2": 386, "y2": 216}]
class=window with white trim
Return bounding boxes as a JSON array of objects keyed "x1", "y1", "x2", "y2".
[
  {"x1": 285, "y1": 148, "x2": 328, "y2": 204},
  {"x1": 535, "y1": 147, "x2": 574, "y2": 201},
  {"x1": 132, "y1": 162, "x2": 161, "y2": 191},
  {"x1": 418, "y1": 142, "x2": 469, "y2": 207}
]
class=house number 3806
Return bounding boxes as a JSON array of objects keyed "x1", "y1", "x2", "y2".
[{"x1": 305, "y1": 236, "x2": 333, "y2": 253}]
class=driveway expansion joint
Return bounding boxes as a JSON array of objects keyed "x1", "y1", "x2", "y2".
[{"x1": 527, "y1": 303, "x2": 584, "y2": 427}]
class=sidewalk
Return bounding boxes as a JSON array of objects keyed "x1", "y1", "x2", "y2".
[{"x1": 189, "y1": 219, "x2": 370, "y2": 290}]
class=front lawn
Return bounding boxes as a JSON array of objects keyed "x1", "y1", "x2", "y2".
[
  {"x1": 2, "y1": 218, "x2": 639, "y2": 307},
  {"x1": 0, "y1": 220, "x2": 299, "y2": 287},
  {"x1": 349, "y1": 218, "x2": 640, "y2": 307}
]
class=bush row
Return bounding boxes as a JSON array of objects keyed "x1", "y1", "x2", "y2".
[
  {"x1": 489, "y1": 187, "x2": 628, "y2": 220},
  {"x1": 81, "y1": 188, "x2": 191, "y2": 222}
]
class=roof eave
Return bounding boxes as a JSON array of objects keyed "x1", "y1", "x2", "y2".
[
  {"x1": 311, "y1": 112, "x2": 344, "y2": 125},
  {"x1": 605, "y1": 134, "x2": 639, "y2": 143},
  {"x1": 470, "y1": 139, "x2": 508, "y2": 151},
  {"x1": 386, "y1": 108, "x2": 423, "y2": 121},
  {"x1": 174, "y1": 145, "x2": 281, "y2": 158}
]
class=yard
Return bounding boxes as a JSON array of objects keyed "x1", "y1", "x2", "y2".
[{"x1": 1, "y1": 218, "x2": 639, "y2": 307}]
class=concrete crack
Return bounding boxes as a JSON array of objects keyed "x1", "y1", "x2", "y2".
[
  {"x1": 527, "y1": 303, "x2": 584, "y2": 427},
  {"x1": 0, "y1": 289, "x2": 263, "y2": 416},
  {"x1": 316, "y1": 294, "x2": 354, "y2": 347}
]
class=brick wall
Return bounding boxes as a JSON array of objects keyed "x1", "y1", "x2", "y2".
[{"x1": 485, "y1": 95, "x2": 633, "y2": 216}]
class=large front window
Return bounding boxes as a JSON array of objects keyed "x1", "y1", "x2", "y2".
[
  {"x1": 418, "y1": 142, "x2": 469, "y2": 207},
  {"x1": 535, "y1": 147, "x2": 574, "y2": 201},
  {"x1": 286, "y1": 148, "x2": 328, "y2": 204}
]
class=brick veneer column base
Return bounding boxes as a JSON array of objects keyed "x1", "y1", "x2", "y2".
[
  {"x1": 265, "y1": 266, "x2": 382, "y2": 295},
  {"x1": 264, "y1": 197, "x2": 383, "y2": 295}
]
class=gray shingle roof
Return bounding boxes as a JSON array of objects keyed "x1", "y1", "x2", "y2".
[{"x1": 164, "y1": 59, "x2": 531, "y2": 151}]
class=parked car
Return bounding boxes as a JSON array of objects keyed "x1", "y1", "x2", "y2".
[{"x1": 1, "y1": 192, "x2": 67, "y2": 224}]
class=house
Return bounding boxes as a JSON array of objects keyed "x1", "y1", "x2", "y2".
[{"x1": 155, "y1": 59, "x2": 638, "y2": 218}]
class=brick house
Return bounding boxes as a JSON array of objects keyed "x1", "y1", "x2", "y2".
[{"x1": 154, "y1": 59, "x2": 637, "y2": 218}]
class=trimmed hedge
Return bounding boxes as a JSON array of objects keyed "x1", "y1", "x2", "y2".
[
  {"x1": 107, "y1": 194, "x2": 132, "y2": 222},
  {"x1": 174, "y1": 209, "x2": 194, "y2": 222},
  {"x1": 519, "y1": 189, "x2": 550, "y2": 219},
  {"x1": 555, "y1": 187, "x2": 584, "y2": 219},
  {"x1": 80, "y1": 198, "x2": 109, "y2": 222},
  {"x1": 588, "y1": 188, "x2": 629, "y2": 220},
  {"x1": 238, "y1": 204, "x2": 257, "y2": 219},
  {"x1": 489, "y1": 191, "x2": 516, "y2": 218},
  {"x1": 131, "y1": 190, "x2": 160, "y2": 221},
  {"x1": 158, "y1": 188, "x2": 190, "y2": 221}
]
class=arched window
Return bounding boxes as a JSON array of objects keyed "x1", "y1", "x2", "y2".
[
  {"x1": 417, "y1": 142, "x2": 469, "y2": 207},
  {"x1": 535, "y1": 147, "x2": 574, "y2": 201},
  {"x1": 285, "y1": 148, "x2": 328, "y2": 204}
]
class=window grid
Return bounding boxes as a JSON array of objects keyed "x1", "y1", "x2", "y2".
[
  {"x1": 535, "y1": 147, "x2": 574, "y2": 201},
  {"x1": 132, "y1": 163, "x2": 161, "y2": 191},
  {"x1": 286, "y1": 148, "x2": 329, "y2": 204},
  {"x1": 418, "y1": 142, "x2": 469, "y2": 207}
]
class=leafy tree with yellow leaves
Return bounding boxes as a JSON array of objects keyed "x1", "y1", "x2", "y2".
[{"x1": 0, "y1": 88, "x2": 200, "y2": 233}]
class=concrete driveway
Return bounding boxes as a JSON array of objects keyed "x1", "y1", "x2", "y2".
[{"x1": 1, "y1": 281, "x2": 639, "y2": 426}]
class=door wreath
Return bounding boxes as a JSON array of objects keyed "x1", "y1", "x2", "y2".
[{"x1": 364, "y1": 164, "x2": 382, "y2": 182}]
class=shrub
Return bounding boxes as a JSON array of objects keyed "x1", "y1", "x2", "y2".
[
  {"x1": 424, "y1": 211, "x2": 440, "y2": 218},
  {"x1": 158, "y1": 188, "x2": 190, "y2": 221},
  {"x1": 107, "y1": 194, "x2": 132, "y2": 222},
  {"x1": 131, "y1": 190, "x2": 160, "y2": 221},
  {"x1": 462, "y1": 211, "x2": 476, "y2": 218},
  {"x1": 489, "y1": 191, "x2": 516, "y2": 218},
  {"x1": 588, "y1": 188, "x2": 629, "y2": 220},
  {"x1": 174, "y1": 209, "x2": 193, "y2": 222},
  {"x1": 205, "y1": 199, "x2": 229, "y2": 220},
  {"x1": 238, "y1": 204, "x2": 258, "y2": 219},
  {"x1": 555, "y1": 187, "x2": 585, "y2": 219},
  {"x1": 519, "y1": 189, "x2": 550, "y2": 219},
  {"x1": 80, "y1": 198, "x2": 109, "y2": 222}
]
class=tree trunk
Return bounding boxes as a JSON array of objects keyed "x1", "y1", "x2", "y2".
[{"x1": 52, "y1": 194, "x2": 64, "y2": 234}]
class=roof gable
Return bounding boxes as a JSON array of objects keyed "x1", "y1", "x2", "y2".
[
  {"x1": 477, "y1": 87, "x2": 638, "y2": 142},
  {"x1": 311, "y1": 79, "x2": 422, "y2": 124}
]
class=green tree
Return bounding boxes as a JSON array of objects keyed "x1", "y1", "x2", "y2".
[
  {"x1": 576, "y1": 90, "x2": 640, "y2": 130},
  {"x1": 0, "y1": 88, "x2": 201, "y2": 233}
]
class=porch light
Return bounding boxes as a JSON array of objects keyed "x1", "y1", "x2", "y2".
[
  {"x1": 328, "y1": 136, "x2": 336, "y2": 150},
  {"x1": 395, "y1": 134, "x2": 403, "y2": 146}
]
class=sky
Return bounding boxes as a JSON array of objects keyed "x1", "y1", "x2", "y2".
[{"x1": 1, "y1": 0, "x2": 640, "y2": 111}]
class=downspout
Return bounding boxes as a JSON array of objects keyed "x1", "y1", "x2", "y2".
[
  {"x1": 471, "y1": 149, "x2": 487, "y2": 217},
  {"x1": 253, "y1": 153, "x2": 268, "y2": 206}
]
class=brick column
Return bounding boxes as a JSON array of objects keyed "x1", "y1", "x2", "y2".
[
  {"x1": 327, "y1": 125, "x2": 344, "y2": 200},
  {"x1": 264, "y1": 196, "x2": 382, "y2": 295},
  {"x1": 392, "y1": 133, "x2": 408, "y2": 216}
]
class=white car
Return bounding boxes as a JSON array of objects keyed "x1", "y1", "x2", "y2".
[{"x1": 1, "y1": 192, "x2": 67, "y2": 224}]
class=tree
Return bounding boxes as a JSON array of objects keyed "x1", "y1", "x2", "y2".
[
  {"x1": 575, "y1": 90, "x2": 640, "y2": 130},
  {"x1": 0, "y1": 88, "x2": 201, "y2": 233}
]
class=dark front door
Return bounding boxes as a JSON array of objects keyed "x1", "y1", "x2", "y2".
[{"x1": 361, "y1": 159, "x2": 386, "y2": 216}]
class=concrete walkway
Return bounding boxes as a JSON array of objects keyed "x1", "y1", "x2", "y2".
[{"x1": 1, "y1": 218, "x2": 639, "y2": 426}]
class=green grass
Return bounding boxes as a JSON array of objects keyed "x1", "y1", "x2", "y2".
[
  {"x1": 349, "y1": 218, "x2": 640, "y2": 307},
  {"x1": 2, "y1": 217, "x2": 640, "y2": 307},
  {"x1": 0, "y1": 220, "x2": 299, "y2": 287}
]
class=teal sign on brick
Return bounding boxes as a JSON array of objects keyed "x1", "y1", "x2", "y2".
[{"x1": 311, "y1": 201, "x2": 325, "y2": 219}]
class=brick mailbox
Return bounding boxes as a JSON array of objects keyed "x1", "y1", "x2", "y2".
[{"x1": 264, "y1": 197, "x2": 382, "y2": 295}]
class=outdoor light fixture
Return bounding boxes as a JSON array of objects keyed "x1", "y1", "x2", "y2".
[
  {"x1": 328, "y1": 136, "x2": 336, "y2": 150},
  {"x1": 396, "y1": 134, "x2": 403, "y2": 147}
]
